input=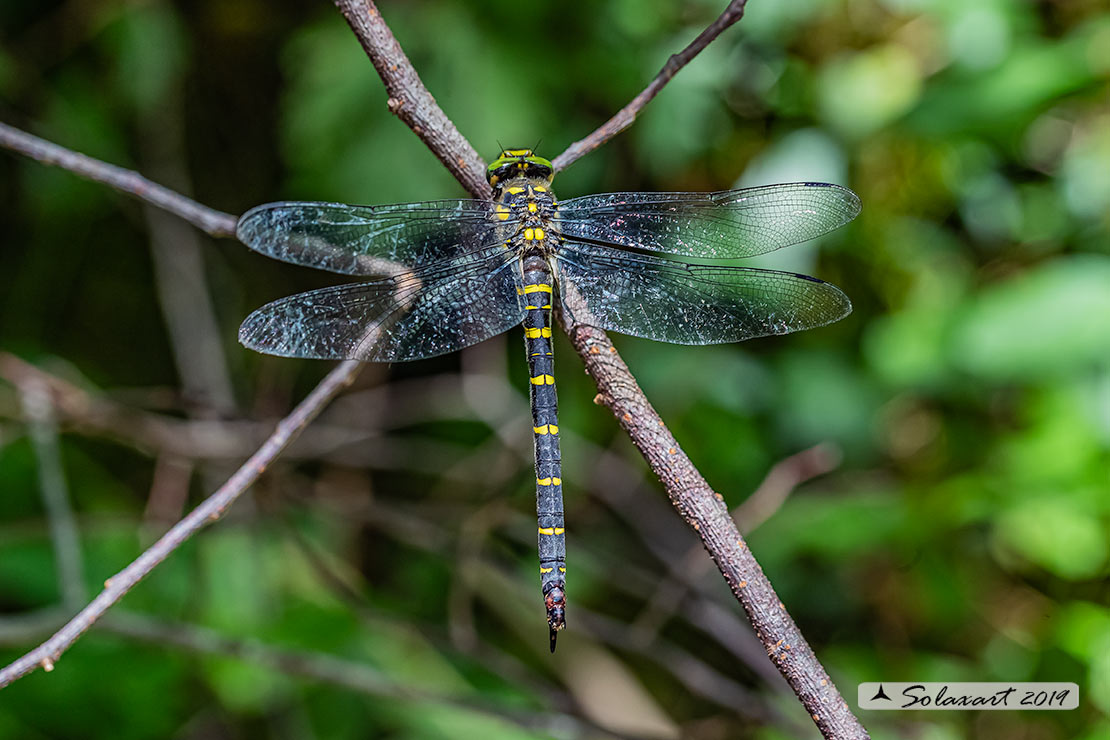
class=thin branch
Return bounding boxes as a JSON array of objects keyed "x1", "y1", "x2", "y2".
[
  {"x1": 99, "y1": 612, "x2": 620, "y2": 739},
  {"x1": 18, "y1": 377, "x2": 87, "y2": 609},
  {"x1": 0, "y1": 359, "x2": 362, "y2": 688},
  {"x1": 0, "y1": 352, "x2": 371, "y2": 461},
  {"x1": 0, "y1": 120, "x2": 236, "y2": 237},
  {"x1": 734, "y1": 442, "x2": 843, "y2": 533},
  {"x1": 630, "y1": 443, "x2": 842, "y2": 640},
  {"x1": 551, "y1": 0, "x2": 749, "y2": 172},
  {"x1": 333, "y1": 0, "x2": 491, "y2": 200},
  {"x1": 138, "y1": 81, "x2": 238, "y2": 414}
]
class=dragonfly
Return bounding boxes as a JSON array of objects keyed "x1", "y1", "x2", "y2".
[{"x1": 237, "y1": 148, "x2": 860, "y2": 651}]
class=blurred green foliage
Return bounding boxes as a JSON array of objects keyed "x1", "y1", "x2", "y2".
[{"x1": 1, "y1": 0, "x2": 1109, "y2": 738}]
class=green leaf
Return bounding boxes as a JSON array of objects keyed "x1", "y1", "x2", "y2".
[
  {"x1": 993, "y1": 499, "x2": 1108, "y2": 580},
  {"x1": 949, "y1": 256, "x2": 1110, "y2": 380}
]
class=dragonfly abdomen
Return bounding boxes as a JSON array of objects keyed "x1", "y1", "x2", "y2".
[{"x1": 521, "y1": 253, "x2": 566, "y2": 652}]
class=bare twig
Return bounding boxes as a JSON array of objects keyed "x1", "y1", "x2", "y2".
[
  {"x1": 18, "y1": 378, "x2": 87, "y2": 609},
  {"x1": 138, "y1": 81, "x2": 237, "y2": 414},
  {"x1": 734, "y1": 442, "x2": 843, "y2": 533},
  {"x1": 0, "y1": 359, "x2": 363, "y2": 688},
  {"x1": 100, "y1": 612, "x2": 619, "y2": 738},
  {"x1": 630, "y1": 443, "x2": 842, "y2": 639},
  {"x1": 0, "y1": 121, "x2": 237, "y2": 237},
  {"x1": 551, "y1": 0, "x2": 749, "y2": 172},
  {"x1": 333, "y1": 0, "x2": 491, "y2": 200},
  {"x1": 0, "y1": 353, "x2": 370, "y2": 461}
]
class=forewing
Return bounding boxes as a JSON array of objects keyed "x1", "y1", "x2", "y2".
[
  {"x1": 556, "y1": 182, "x2": 859, "y2": 259},
  {"x1": 240, "y1": 246, "x2": 524, "y2": 361},
  {"x1": 555, "y1": 242, "x2": 850, "y2": 344},
  {"x1": 237, "y1": 200, "x2": 513, "y2": 276}
]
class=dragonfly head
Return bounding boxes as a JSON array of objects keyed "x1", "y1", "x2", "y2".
[{"x1": 487, "y1": 149, "x2": 554, "y2": 189}]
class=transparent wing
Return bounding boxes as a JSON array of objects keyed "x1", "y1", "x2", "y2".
[
  {"x1": 239, "y1": 246, "x2": 524, "y2": 361},
  {"x1": 237, "y1": 200, "x2": 515, "y2": 276},
  {"x1": 554, "y1": 242, "x2": 850, "y2": 344},
  {"x1": 556, "y1": 182, "x2": 859, "y2": 259}
]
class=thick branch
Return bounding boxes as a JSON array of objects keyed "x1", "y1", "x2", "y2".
[
  {"x1": 551, "y1": 0, "x2": 748, "y2": 172},
  {"x1": 0, "y1": 360, "x2": 362, "y2": 688},
  {"x1": 333, "y1": 0, "x2": 491, "y2": 200},
  {"x1": 0, "y1": 121, "x2": 236, "y2": 237},
  {"x1": 562, "y1": 323, "x2": 865, "y2": 738}
]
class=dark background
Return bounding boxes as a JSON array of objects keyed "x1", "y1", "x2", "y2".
[{"x1": 1, "y1": 0, "x2": 1108, "y2": 737}]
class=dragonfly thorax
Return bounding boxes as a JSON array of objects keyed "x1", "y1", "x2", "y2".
[{"x1": 493, "y1": 173, "x2": 560, "y2": 257}]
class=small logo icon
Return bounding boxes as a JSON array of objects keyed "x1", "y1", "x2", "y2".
[{"x1": 870, "y1": 684, "x2": 891, "y2": 702}]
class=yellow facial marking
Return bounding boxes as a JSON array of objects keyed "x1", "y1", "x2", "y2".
[
  {"x1": 523, "y1": 284, "x2": 553, "y2": 294},
  {"x1": 530, "y1": 374, "x2": 555, "y2": 385}
]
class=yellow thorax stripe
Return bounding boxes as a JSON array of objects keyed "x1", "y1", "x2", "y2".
[
  {"x1": 538, "y1": 527, "x2": 565, "y2": 536},
  {"x1": 523, "y1": 284, "x2": 553, "y2": 294},
  {"x1": 536, "y1": 477, "x2": 562, "y2": 486},
  {"x1": 533, "y1": 424, "x2": 559, "y2": 435},
  {"x1": 530, "y1": 374, "x2": 555, "y2": 385},
  {"x1": 524, "y1": 327, "x2": 552, "y2": 338}
]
